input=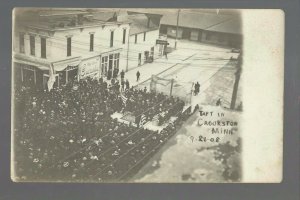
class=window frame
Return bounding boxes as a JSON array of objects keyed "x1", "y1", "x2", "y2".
[
  {"x1": 67, "y1": 37, "x2": 72, "y2": 57},
  {"x1": 19, "y1": 33, "x2": 25, "y2": 53},
  {"x1": 101, "y1": 55, "x2": 109, "y2": 76},
  {"x1": 40, "y1": 37, "x2": 47, "y2": 59},
  {"x1": 110, "y1": 31, "x2": 114, "y2": 47},
  {"x1": 122, "y1": 29, "x2": 126, "y2": 44},
  {"x1": 29, "y1": 35, "x2": 35, "y2": 56},
  {"x1": 90, "y1": 33, "x2": 94, "y2": 52}
]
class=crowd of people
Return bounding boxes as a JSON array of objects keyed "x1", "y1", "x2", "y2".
[
  {"x1": 123, "y1": 88, "x2": 185, "y2": 124},
  {"x1": 13, "y1": 75, "x2": 189, "y2": 181}
]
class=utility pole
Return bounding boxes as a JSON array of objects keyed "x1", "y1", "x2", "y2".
[
  {"x1": 174, "y1": 9, "x2": 180, "y2": 49},
  {"x1": 230, "y1": 53, "x2": 242, "y2": 110},
  {"x1": 126, "y1": 26, "x2": 130, "y2": 72}
]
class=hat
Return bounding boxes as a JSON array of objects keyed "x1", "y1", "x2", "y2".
[{"x1": 63, "y1": 162, "x2": 69, "y2": 167}]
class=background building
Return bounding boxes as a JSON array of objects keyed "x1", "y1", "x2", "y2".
[{"x1": 160, "y1": 10, "x2": 242, "y2": 48}]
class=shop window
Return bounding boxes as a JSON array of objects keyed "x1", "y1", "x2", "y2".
[
  {"x1": 109, "y1": 54, "x2": 113, "y2": 70},
  {"x1": 113, "y1": 53, "x2": 120, "y2": 70},
  {"x1": 101, "y1": 56, "x2": 108, "y2": 76},
  {"x1": 67, "y1": 37, "x2": 72, "y2": 57},
  {"x1": 29, "y1": 35, "x2": 35, "y2": 56},
  {"x1": 41, "y1": 37, "x2": 46, "y2": 59},
  {"x1": 19, "y1": 33, "x2": 25, "y2": 53}
]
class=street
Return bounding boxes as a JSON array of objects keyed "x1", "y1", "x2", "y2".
[{"x1": 122, "y1": 39, "x2": 239, "y2": 108}]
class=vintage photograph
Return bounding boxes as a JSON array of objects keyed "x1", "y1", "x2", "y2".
[{"x1": 12, "y1": 8, "x2": 244, "y2": 182}]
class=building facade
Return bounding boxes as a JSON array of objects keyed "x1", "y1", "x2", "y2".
[
  {"x1": 118, "y1": 11, "x2": 163, "y2": 71},
  {"x1": 13, "y1": 9, "x2": 130, "y2": 90}
]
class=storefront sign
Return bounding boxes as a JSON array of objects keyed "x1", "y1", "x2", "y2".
[
  {"x1": 79, "y1": 56, "x2": 100, "y2": 79},
  {"x1": 156, "y1": 39, "x2": 169, "y2": 45}
]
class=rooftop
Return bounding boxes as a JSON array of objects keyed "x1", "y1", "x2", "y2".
[
  {"x1": 206, "y1": 18, "x2": 242, "y2": 35},
  {"x1": 15, "y1": 9, "x2": 127, "y2": 32},
  {"x1": 119, "y1": 14, "x2": 160, "y2": 35},
  {"x1": 161, "y1": 11, "x2": 242, "y2": 35}
]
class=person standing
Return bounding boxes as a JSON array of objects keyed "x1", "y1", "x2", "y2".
[
  {"x1": 194, "y1": 82, "x2": 200, "y2": 95},
  {"x1": 164, "y1": 45, "x2": 168, "y2": 60},
  {"x1": 125, "y1": 80, "x2": 130, "y2": 90},
  {"x1": 111, "y1": 78, "x2": 115, "y2": 85},
  {"x1": 116, "y1": 68, "x2": 119, "y2": 78},
  {"x1": 165, "y1": 49, "x2": 168, "y2": 59},
  {"x1": 121, "y1": 79, "x2": 125, "y2": 91},
  {"x1": 216, "y1": 98, "x2": 222, "y2": 106},
  {"x1": 120, "y1": 70, "x2": 125, "y2": 81},
  {"x1": 196, "y1": 82, "x2": 200, "y2": 95},
  {"x1": 136, "y1": 71, "x2": 140, "y2": 82},
  {"x1": 112, "y1": 68, "x2": 117, "y2": 79},
  {"x1": 107, "y1": 69, "x2": 112, "y2": 80}
]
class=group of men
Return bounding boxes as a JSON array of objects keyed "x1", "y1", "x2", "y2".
[{"x1": 194, "y1": 82, "x2": 201, "y2": 96}]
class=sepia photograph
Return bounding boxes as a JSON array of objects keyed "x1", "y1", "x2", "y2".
[{"x1": 11, "y1": 8, "x2": 282, "y2": 183}]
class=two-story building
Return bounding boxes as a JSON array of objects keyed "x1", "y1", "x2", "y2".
[
  {"x1": 13, "y1": 9, "x2": 130, "y2": 90},
  {"x1": 117, "y1": 11, "x2": 163, "y2": 70}
]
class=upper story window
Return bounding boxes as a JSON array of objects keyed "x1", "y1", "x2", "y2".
[
  {"x1": 41, "y1": 37, "x2": 46, "y2": 59},
  {"x1": 135, "y1": 34, "x2": 137, "y2": 44},
  {"x1": 110, "y1": 31, "x2": 114, "y2": 47},
  {"x1": 19, "y1": 33, "x2": 25, "y2": 53},
  {"x1": 67, "y1": 37, "x2": 72, "y2": 57},
  {"x1": 143, "y1": 32, "x2": 146, "y2": 42},
  {"x1": 122, "y1": 29, "x2": 126, "y2": 44},
  {"x1": 29, "y1": 35, "x2": 35, "y2": 56},
  {"x1": 90, "y1": 33, "x2": 94, "y2": 52}
]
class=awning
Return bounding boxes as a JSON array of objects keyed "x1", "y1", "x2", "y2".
[
  {"x1": 52, "y1": 56, "x2": 81, "y2": 71},
  {"x1": 13, "y1": 54, "x2": 50, "y2": 71}
]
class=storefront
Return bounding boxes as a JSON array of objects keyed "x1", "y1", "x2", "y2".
[
  {"x1": 156, "y1": 35, "x2": 168, "y2": 56},
  {"x1": 78, "y1": 56, "x2": 101, "y2": 80},
  {"x1": 101, "y1": 52, "x2": 120, "y2": 80},
  {"x1": 13, "y1": 56, "x2": 50, "y2": 89},
  {"x1": 52, "y1": 57, "x2": 81, "y2": 85}
]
